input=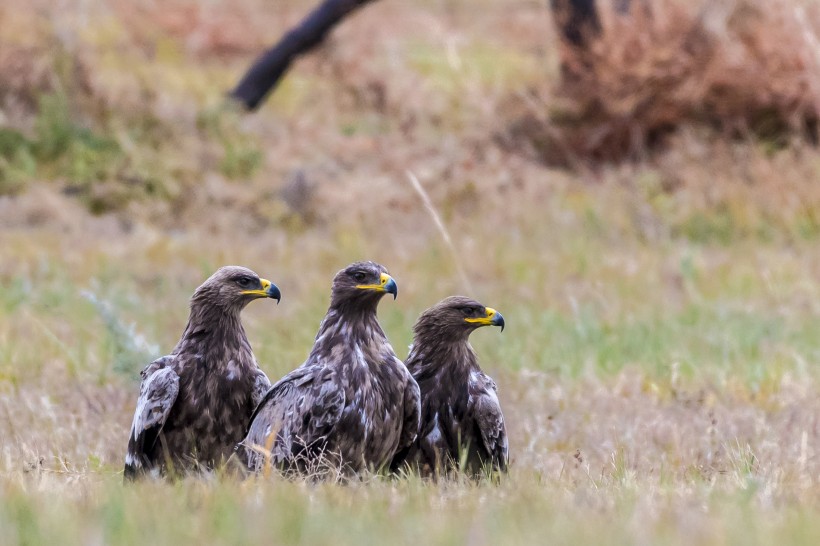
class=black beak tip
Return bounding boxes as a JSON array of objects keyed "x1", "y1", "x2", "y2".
[
  {"x1": 493, "y1": 313, "x2": 505, "y2": 332},
  {"x1": 384, "y1": 278, "x2": 398, "y2": 300},
  {"x1": 267, "y1": 284, "x2": 282, "y2": 304}
]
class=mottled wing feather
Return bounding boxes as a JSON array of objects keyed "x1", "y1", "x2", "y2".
[
  {"x1": 124, "y1": 357, "x2": 180, "y2": 479},
  {"x1": 469, "y1": 373, "x2": 509, "y2": 472},
  {"x1": 250, "y1": 368, "x2": 272, "y2": 410},
  {"x1": 388, "y1": 372, "x2": 421, "y2": 473},
  {"x1": 243, "y1": 365, "x2": 344, "y2": 471},
  {"x1": 398, "y1": 371, "x2": 421, "y2": 453}
]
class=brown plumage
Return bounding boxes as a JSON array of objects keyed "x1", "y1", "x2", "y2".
[
  {"x1": 241, "y1": 261, "x2": 420, "y2": 476},
  {"x1": 123, "y1": 266, "x2": 280, "y2": 480},
  {"x1": 391, "y1": 296, "x2": 508, "y2": 477}
]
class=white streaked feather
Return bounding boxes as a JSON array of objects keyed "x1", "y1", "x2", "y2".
[
  {"x1": 426, "y1": 412, "x2": 442, "y2": 445},
  {"x1": 131, "y1": 367, "x2": 179, "y2": 441}
]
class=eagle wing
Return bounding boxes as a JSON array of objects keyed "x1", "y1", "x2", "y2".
[
  {"x1": 242, "y1": 364, "x2": 345, "y2": 472},
  {"x1": 388, "y1": 369, "x2": 421, "y2": 473},
  {"x1": 468, "y1": 372, "x2": 509, "y2": 472},
  {"x1": 250, "y1": 368, "x2": 272, "y2": 410},
  {"x1": 124, "y1": 356, "x2": 180, "y2": 480},
  {"x1": 398, "y1": 366, "x2": 421, "y2": 453}
]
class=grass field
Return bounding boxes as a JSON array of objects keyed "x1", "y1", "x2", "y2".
[{"x1": 3, "y1": 0, "x2": 820, "y2": 544}]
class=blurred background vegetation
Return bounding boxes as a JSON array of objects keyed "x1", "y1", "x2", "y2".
[
  {"x1": 2, "y1": 0, "x2": 819, "y2": 235},
  {"x1": 3, "y1": 0, "x2": 820, "y2": 544}
]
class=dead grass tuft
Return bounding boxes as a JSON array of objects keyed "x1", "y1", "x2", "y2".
[{"x1": 505, "y1": 0, "x2": 820, "y2": 166}]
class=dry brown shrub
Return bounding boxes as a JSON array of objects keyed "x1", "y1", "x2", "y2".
[{"x1": 505, "y1": 0, "x2": 820, "y2": 166}]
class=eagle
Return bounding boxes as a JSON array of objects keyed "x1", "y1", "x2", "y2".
[
  {"x1": 241, "y1": 261, "x2": 420, "y2": 477},
  {"x1": 391, "y1": 296, "x2": 508, "y2": 477},
  {"x1": 123, "y1": 266, "x2": 281, "y2": 480}
]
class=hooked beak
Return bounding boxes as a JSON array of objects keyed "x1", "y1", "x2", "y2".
[
  {"x1": 465, "y1": 307, "x2": 505, "y2": 332},
  {"x1": 242, "y1": 278, "x2": 281, "y2": 303},
  {"x1": 356, "y1": 272, "x2": 398, "y2": 300},
  {"x1": 491, "y1": 309, "x2": 505, "y2": 332}
]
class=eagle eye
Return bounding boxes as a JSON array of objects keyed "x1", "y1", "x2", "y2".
[
  {"x1": 352, "y1": 271, "x2": 367, "y2": 283},
  {"x1": 235, "y1": 276, "x2": 254, "y2": 288},
  {"x1": 459, "y1": 306, "x2": 475, "y2": 316}
]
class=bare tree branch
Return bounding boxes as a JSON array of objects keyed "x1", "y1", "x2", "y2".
[{"x1": 230, "y1": 0, "x2": 377, "y2": 111}]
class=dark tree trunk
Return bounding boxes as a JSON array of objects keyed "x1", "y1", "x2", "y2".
[
  {"x1": 550, "y1": 0, "x2": 601, "y2": 48},
  {"x1": 230, "y1": 0, "x2": 377, "y2": 111},
  {"x1": 550, "y1": 0, "x2": 636, "y2": 48},
  {"x1": 229, "y1": 0, "x2": 628, "y2": 112}
]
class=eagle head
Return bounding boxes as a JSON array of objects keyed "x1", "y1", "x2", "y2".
[
  {"x1": 191, "y1": 265, "x2": 281, "y2": 312},
  {"x1": 330, "y1": 261, "x2": 398, "y2": 308},
  {"x1": 415, "y1": 295, "x2": 505, "y2": 341}
]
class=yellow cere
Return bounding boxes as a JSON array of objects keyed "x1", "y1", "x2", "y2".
[
  {"x1": 356, "y1": 273, "x2": 393, "y2": 291},
  {"x1": 465, "y1": 307, "x2": 496, "y2": 325},
  {"x1": 241, "y1": 277, "x2": 272, "y2": 297}
]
